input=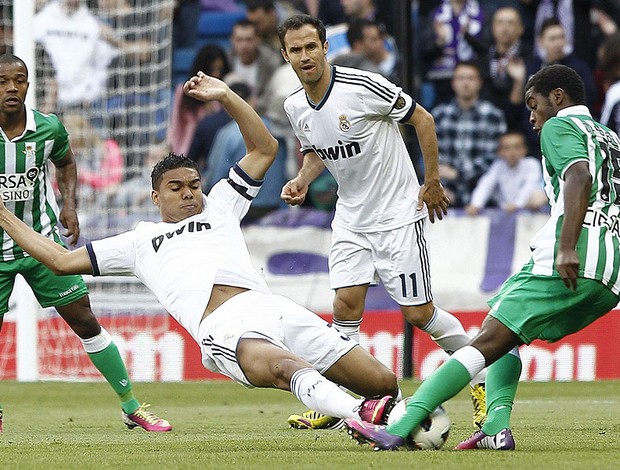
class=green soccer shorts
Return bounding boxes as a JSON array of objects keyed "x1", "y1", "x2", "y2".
[
  {"x1": 0, "y1": 256, "x2": 89, "y2": 316},
  {"x1": 488, "y1": 262, "x2": 619, "y2": 344}
]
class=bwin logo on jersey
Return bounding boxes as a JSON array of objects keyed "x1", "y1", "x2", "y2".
[
  {"x1": 312, "y1": 140, "x2": 361, "y2": 161},
  {"x1": 152, "y1": 220, "x2": 212, "y2": 252}
]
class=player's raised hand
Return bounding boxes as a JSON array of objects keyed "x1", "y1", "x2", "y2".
[
  {"x1": 183, "y1": 71, "x2": 229, "y2": 103},
  {"x1": 418, "y1": 179, "x2": 449, "y2": 223},
  {"x1": 281, "y1": 177, "x2": 308, "y2": 206}
]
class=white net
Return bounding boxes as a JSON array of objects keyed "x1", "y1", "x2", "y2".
[{"x1": 0, "y1": 0, "x2": 179, "y2": 381}]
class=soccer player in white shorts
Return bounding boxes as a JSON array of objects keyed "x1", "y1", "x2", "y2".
[
  {"x1": 278, "y1": 14, "x2": 486, "y2": 428},
  {"x1": 0, "y1": 72, "x2": 399, "y2": 430}
]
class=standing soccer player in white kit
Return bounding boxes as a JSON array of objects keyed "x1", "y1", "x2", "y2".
[{"x1": 278, "y1": 14, "x2": 486, "y2": 430}]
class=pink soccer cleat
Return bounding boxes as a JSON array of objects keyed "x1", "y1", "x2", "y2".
[{"x1": 122, "y1": 403, "x2": 172, "y2": 432}]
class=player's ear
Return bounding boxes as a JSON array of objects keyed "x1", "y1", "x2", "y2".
[
  {"x1": 281, "y1": 49, "x2": 289, "y2": 63},
  {"x1": 151, "y1": 190, "x2": 160, "y2": 207}
]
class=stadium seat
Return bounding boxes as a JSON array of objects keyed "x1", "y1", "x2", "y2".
[
  {"x1": 172, "y1": 47, "x2": 198, "y2": 86},
  {"x1": 197, "y1": 9, "x2": 246, "y2": 44}
]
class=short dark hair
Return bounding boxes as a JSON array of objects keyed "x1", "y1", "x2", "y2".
[
  {"x1": 245, "y1": 0, "x2": 275, "y2": 12},
  {"x1": 233, "y1": 18, "x2": 257, "y2": 32},
  {"x1": 525, "y1": 64, "x2": 586, "y2": 105},
  {"x1": 0, "y1": 53, "x2": 28, "y2": 77},
  {"x1": 151, "y1": 153, "x2": 200, "y2": 190},
  {"x1": 278, "y1": 14, "x2": 326, "y2": 49},
  {"x1": 346, "y1": 19, "x2": 377, "y2": 47},
  {"x1": 539, "y1": 17, "x2": 562, "y2": 36},
  {"x1": 454, "y1": 60, "x2": 482, "y2": 77}
]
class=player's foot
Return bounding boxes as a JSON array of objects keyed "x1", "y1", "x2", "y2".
[
  {"x1": 358, "y1": 395, "x2": 395, "y2": 425},
  {"x1": 470, "y1": 383, "x2": 487, "y2": 429},
  {"x1": 455, "y1": 428, "x2": 515, "y2": 450},
  {"x1": 122, "y1": 403, "x2": 172, "y2": 432},
  {"x1": 287, "y1": 410, "x2": 344, "y2": 430},
  {"x1": 345, "y1": 418, "x2": 405, "y2": 451}
]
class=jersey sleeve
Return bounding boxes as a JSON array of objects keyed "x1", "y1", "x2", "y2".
[
  {"x1": 283, "y1": 96, "x2": 314, "y2": 154},
  {"x1": 208, "y1": 163, "x2": 263, "y2": 220},
  {"x1": 49, "y1": 115, "x2": 70, "y2": 162},
  {"x1": 359, "y1": 72, "x2": 415, "y2": 123},
  {"x1": 86, "y1": 230, "x2": 138, "y2": 276},
  {"x1": 540, "y1": 118, "x2": 589, "y2": 180}
]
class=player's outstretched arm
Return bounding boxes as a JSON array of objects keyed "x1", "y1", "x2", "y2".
[
  {"x1": 0, "y1": 200, "x2": 92, "y2": 276},
  {"x1": 407, "y1": 104, "x2": 449, "y2": 223},
  {"x1": 183, "y1": 72, "x2": 278, "y2": 181}
]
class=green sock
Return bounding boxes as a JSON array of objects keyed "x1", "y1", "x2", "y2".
[
  {"x1": 481, "y1": 352, "x2": 522, "y2": 435},
  {"x1": 87, "y1": 342, "x2": 140, "y2": 414},
  {"x1": 387, "y1": 358, "x2": 472, "y2": 438}
]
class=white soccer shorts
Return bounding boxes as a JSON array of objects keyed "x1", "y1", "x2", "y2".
[
  {"x1": 198, "y1": 290, "x2": 357, "y2": 387},
  {"x1": 329, "y1": 218, "x2": 433, "y2": 306}
]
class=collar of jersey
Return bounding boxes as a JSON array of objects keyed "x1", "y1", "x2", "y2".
[{"x1": 305, "y1": 65, "x2": 336, "y2": 111}]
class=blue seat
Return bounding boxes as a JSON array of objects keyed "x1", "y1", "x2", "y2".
[
  {"x1": 172, "y1": 47, "x2": 198, "y2": 85},
  {"x1": 197, "y1": 10, "x2": 246, "y2": 40}
]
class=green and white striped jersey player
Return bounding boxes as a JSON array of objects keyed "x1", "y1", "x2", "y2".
[
  {"x1": 343, "y1": 65, "x2": 620, "y2": 452},
  {"x1": 0, "y1": 53, "x2": 170, "y2": 432},
  {"x1": 532, "y1": 104, "x2": 620, "y2": 293},
  {"x1": 0, "y1": 107, "x2": 67, "y2": 261}
]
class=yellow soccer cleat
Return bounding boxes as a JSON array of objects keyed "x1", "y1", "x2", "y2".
[
  {"x1": 470, "y1": 383, "x2": 487, "y2": 429},
  {"x1": 287, "y1": 410, "x2": 344, "y2": 430}
]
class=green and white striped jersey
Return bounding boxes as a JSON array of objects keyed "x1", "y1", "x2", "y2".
[
  {"x1": 531, "y1": 105, "x2": 620, "y2": 294},
  {"x1": 0, "y1": 108, "x2": 69, "y2": 261}
]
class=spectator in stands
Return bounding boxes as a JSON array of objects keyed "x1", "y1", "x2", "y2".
[
  {"x1": 62, "y1": 114, "x2": 124, "y2": 207},
  {"x1": 32, "y1": 0, "x2": 119, "y2": 111},
  {"x1": 527, "y1": 18, "x2": 596, "y2": 107},
  {"x1": 465, "y1": 130, "x2": 547, "y2": 216},
  {"x1": 205, "y1": 80, "x2": 287, "y2": 223},
  {"x1": 245, "y1": 0, "x2": 284, "y2": 54},
  {"x1": 432, "y1": 60, "x2": 507, "y2": 207},
  {"x1": 524, "y1": 17, "x2": 597, "y2": 155},
  {"x1": 420, "y1": 0, "x2": 484, "y2": 107},
  {"x1": 533, "y1": 0, "x2": 595, "y2": 69},
  {"x1": 598, "y1": 31, "x2": 620, "y2": 133},
  {"x1": 333, "y1": 19, "x2": 399, "y2": 84},
  {"x1": 32, "y1": 0, "x2": 150, "y2": 112},
  {"x1": 227, "y1": 19, "x2": 282, "y2": 116},
  {"x1": 477, "y1": 6, "x2": 530, "y2": 133},
  {"x1": 187, "y1": 80, "x2": 250, "y2": 182},
  {"x1": 168, "y1": 43, "x2": 230, "y2": 155}
]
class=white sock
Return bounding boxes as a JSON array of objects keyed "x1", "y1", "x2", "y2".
[
  {"x1": 422, "y1": 308, "x2": 487, "y2": 385},
  {"x1": 332, "y1": 319, "x2": 361, "y2": 344},
  {"x1": 421, "y1": 307, "x2": 472, "y2": 354},
  {"x1": 290, "y1": 368, "x2": 362, "y2": 419},
  {"x1": 451, "y1": 346, "x2": 487, "y2": 379},
  {"x1": 80, "y1": 327, "x2": 112, "y2": 353}
]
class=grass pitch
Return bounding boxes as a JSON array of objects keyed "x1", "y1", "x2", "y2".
[{"x1": 0, "y1": 379, "x2": 619, "y2": 469}]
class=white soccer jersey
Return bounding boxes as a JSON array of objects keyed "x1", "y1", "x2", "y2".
[
  {"x1": 86, "y1": 165, "x2": 270, "y2": 342},
  {"x1": 284, "y1": 65, "x2": 427, "y2": 231}
]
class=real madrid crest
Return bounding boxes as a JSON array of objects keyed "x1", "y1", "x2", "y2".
[{"x1": 338, "y1": 114, "x2": 350, "y2": 132}]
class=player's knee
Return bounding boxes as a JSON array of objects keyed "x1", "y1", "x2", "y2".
[
  {"x1": 402, "y1": 302, "x2": 434, "y2": 328},
  {"x1": 332, "y1": 294, "x2": 364, "y2": 321},
  {"x1": 272, "y1": 357, "x2": 307, "y2": 389}
]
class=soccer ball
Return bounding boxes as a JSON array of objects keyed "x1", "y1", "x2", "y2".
[{"x1": 386, "y1": 398, "x2": 451, "y2": 450}]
